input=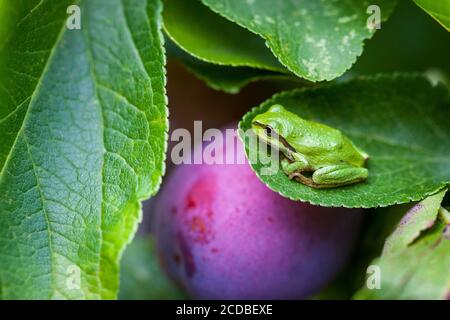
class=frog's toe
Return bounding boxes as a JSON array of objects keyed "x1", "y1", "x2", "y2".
[
  {"x1": 288, "y1": 172, "x2": 300, "y2": 180},
  {"x1": 290, "y1": 173, "x2": 325, "y2": 189}
]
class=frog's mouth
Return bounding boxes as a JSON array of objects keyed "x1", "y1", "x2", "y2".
[{"x1": 252, "y1": 121, "x2": 296, "y2": 157}]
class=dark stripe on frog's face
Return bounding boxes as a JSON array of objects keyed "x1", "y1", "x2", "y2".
[{"x1": 252, "y1": 121, "x2": 297, "y2": 153}]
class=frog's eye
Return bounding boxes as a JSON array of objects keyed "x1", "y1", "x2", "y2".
[{"x1": 265, "y1": 126, "x2": 273, "y2": 137}]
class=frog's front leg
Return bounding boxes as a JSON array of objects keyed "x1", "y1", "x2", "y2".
[
  {"x1": 312, "y1": 165, "x2": 368, "y2": 187},
  {"x1": 280, "y1": 155, "x2": 308, "y2": 179}
]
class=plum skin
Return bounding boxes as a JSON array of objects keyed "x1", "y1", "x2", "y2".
[{"x1": 153, "y1": 141, "x2": 363, "y2": 300}]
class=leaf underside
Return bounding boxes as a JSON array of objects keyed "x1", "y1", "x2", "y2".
[
  {"x1": 239, "y1": 74, "x2": 450, "y2": 208},
  {"x1": 382, "y1": 190, "x2": 447, "y2": 255},
  {"x1": 163, "y1": 0, "x2": 286, "y2": 72},
  {"x1": 0, "y1": 0, "x2": 167, "y2": 299}
]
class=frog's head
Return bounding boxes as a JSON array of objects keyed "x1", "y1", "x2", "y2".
[{"x1": 251, "y1": 104, "x2": 295, "y2": 155}]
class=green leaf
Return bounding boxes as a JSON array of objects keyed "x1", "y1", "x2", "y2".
[
  {"x1": 0, "y1": 0, "x2": 168, "y2": 299},
  {"x1": 0, "y1": 0, "x2": 18, "y2": 50},
  {"x1": 119, "y1": 236, "x2": 187, "y2": 300},
  {"x1": 382, "y1": 189, "x2": 447, "y2": 255},
  {"x1": 239, "y1": 74, "x2": 450, "y2": 208},
  {"x1": 201, "y1": 0, "x2": 397, "y2": 81},
  {"x1": 163, "y1": 0, "x2": 286, "y2": 72},
  {"x1": 166, "y1": 38, "x2": 299, "y2": 94},
  {"x1": 177, "y1": 60, "x2": 292, "y2": 95},
  {"x1": 413, "y1": 0, "x2": 450, "y2": 31},
  {"x1": 354, "y1": 191, "x2": 450, "y2": 299}
]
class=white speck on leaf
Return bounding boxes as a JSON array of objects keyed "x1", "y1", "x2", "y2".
[
  {"x1": 305, "y1": 35, "x2": 314, "y2": 43},
  {"x1": 316, "y1": 38, "x2": 327, "y2": 48},
  {"x1": 265, "y1": 16, "x2": 275, "y2": 24},
  {"x1": 338, "y1": 14, "x2": 358, "y2": 24},
  {"x1": 349, "y1": 30, "x2": 356, "y2": 39},
  {"x1": 342, "y1": 35, "x2": 349, "y2": 45},
  {"x1": 302, "y1": 58, "x2": 319, "y2": 77},
  {"x1": 254, "y1": 14, "x2": 262, "y2": 25}
]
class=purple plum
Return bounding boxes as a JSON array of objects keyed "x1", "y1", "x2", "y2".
[{"x1": 153, "y1": 132, "x2": 363, "y2": 299}]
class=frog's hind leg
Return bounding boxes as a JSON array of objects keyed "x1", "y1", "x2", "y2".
[{"x1": 312, "y1": 165, "x2": 368, "y2": 187}]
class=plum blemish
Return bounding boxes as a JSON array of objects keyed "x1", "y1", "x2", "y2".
[{"x1": 177, "y1": 232, "x2": 196, "y2": 278}]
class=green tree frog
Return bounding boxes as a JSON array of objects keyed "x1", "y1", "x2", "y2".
[{"x1": 252, "y1": 104, "x2": 369, "y2": 188}]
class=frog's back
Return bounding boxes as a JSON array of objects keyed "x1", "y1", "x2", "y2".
[
  {"x1": 287, "y1": 117, "x2": 344, "y2": 152},
  {"x1": 287, "y1": 118, "x2": 366, "y2": 168}
]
